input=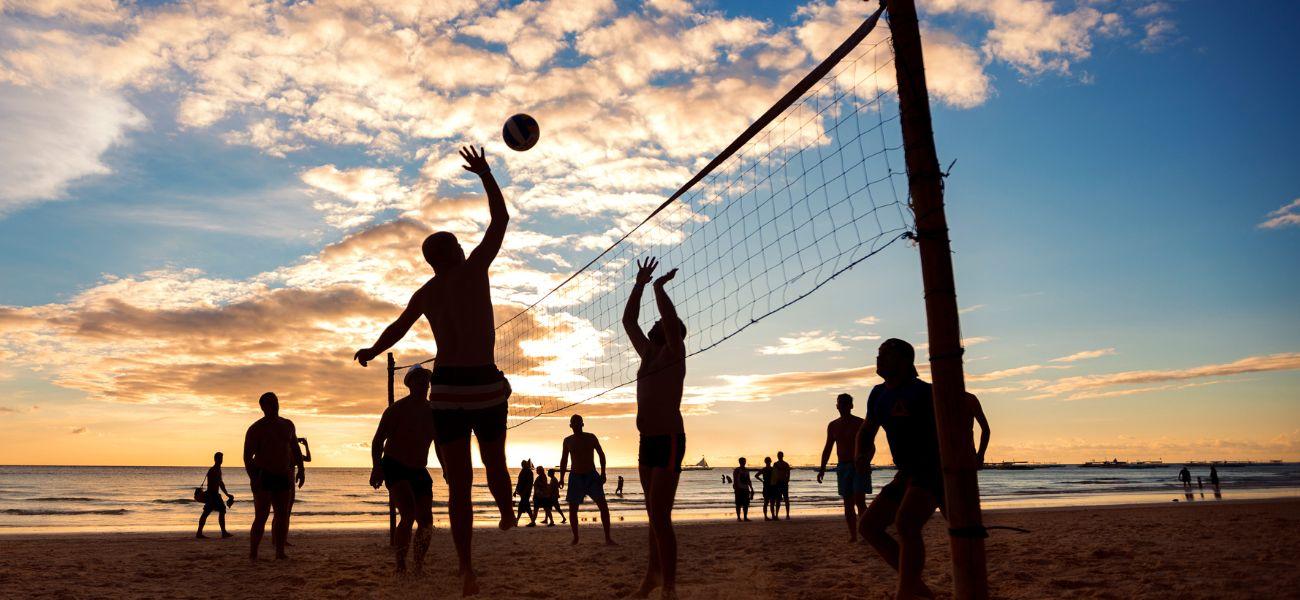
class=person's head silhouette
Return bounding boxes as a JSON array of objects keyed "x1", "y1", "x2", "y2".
[
  {"x1": 422, "y1": 232, "x2": 465, "y2": 272},
  {"x1": 836, "y1": 393, "x2": 853, "y2": 414},
  {"x1": 521, "y1": 460, "x2": 530, "y2": 470},
  {"x1": 535, "y1": 465, "x2": 545, "y2": 477},
  {"x1": 648, "y1": 317, "x2": 687, "y2": 347},
  {"x1": 876, "y1": 338, "x2": 918, "y2": 381},
  {"x1": 570, "y1": 414, "x2": 584, "y2": 433},
  {"x1": 764, "y1": 456, "x2": 772, "y2": 466},
  {"x1": 404, "y1": 365, "x2": 432, "y2": 395},
  {"x1": 738, "y1": 457, "x2": 747, "y2": 467},
  {"x1": 258, "y1": 392, "x2": 279, "y2": 416},
  {"x1": 777, "y1": 451, "x2": 785, "y2": 461},
  {"x1": 213, "y1": 451, "x2": 223, "y2": 466}
]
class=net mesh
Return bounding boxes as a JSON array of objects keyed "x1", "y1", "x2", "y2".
[{"x1": 400, "y1": 20, "x2": 910, "y2": 428}]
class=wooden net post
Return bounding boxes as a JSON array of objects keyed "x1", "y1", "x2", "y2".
[
  {"x1": 386, "y1": 352, "x2": 396, "y2": 546},
  {"x1": 887, "y1": 0, "x2": 990, "y2": 597}
]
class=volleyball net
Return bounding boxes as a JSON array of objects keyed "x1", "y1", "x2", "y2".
[{"x1": 392, "y1": 7, "x2": 910, "y2": 427}]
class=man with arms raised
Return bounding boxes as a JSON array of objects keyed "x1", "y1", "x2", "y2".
[
  {"x1": 855, "y1": 339, "x2": 990, "y2": 599},
  {"x1": 623, "y1": 257, "x2": 687, "y2": 599},
  {"x1": 243, "y1": 392, "x2": 305, "y2": 561},
  {"x1": 355, "y1": 146, "x2": 513, "y2": 596},
  {"x1": 817, "y1": 393, "x2": 870, "y2": 542},
  {"x1": 369, "y1": 365, "x2": 436, "y2": 575},
  {"x1": 559, "y1": 414, "x2": 614, "y2": 545}
]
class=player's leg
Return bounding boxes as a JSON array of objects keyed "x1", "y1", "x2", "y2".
[
  {"x1": 593, "y1": 491, "x2": 615, "y2": 544},
  {"x1": 473, "y1": 404, "x2": 515, "y2": 530},
  {"x1": 647, "y1": 465, "x2": 681, "y2": 595},
  {"x1": 197, "y1": 506, "x2": 211, "y2": 537},
  {"x1": 632, "y1": 464, "x2": 660, "y2": 598},
  {"x1": 568, "y1": 497, "x2": 581, "y2": 544},
  {"x1": 389, "y1": 480, "x2": 417, "y2": 573},
  {"x1": 271, "y1": 488, "x2": 293, "y2": 559},
  {"x1": 412, "y1": 482, "x2": 434, "y2": 573},
  {"x1": 249, "y1": 490, "x2": 271, "y2": 560},
  {"x1": 894, "y1": 484, "x2": 939, "y2": 599},
  {"x1": 860, "y1": 481, "x2": 902, "y2": 570},
  {"x1": 439, "y1": 434, "x2": 478, "y2": 595}
]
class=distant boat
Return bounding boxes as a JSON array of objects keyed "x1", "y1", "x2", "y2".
[{"x1": 682, "y1": 456, "x2": 712, "y2": 471}]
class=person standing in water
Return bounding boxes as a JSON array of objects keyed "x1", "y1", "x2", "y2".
[
  {"x1": 559, "y1": 414, "x2": 614, "y2": 545},
  {"x1": 623, "y1": 257, "x2": 687, "y2": 599},
  {"x1": 616, "y1": 475, "x2": 625, "y2": 497},
  {"x1": 732, "y1": 457, "x2": 754, "y2": 522},
  {"x1": 369, "y1": 365, "x2": 436, "y2": 574},
  {"x1": 354, "y1": 146, "x2": 515, "y2": 596},
  {"x1": 243, "y1": 392, "x2": 305, "y2": 561},
  {"x1": 817, "y1": 393, "x2": 869, "y2": 542},
  {"x1": 196, "y1": 451, "x2": 234, "y2": 539}
]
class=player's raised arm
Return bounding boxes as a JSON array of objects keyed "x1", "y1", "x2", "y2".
[
  {"x1": 622, "y1": 258, "x2": 657, "y2": 357},
  {"x1": 462, "y1": 146, "x2": 509, "y2": 270},
  {"x1": 354, "y1": 287, "x2": 428, "y2": 367},
  {"x1": 652, "y1": 267, "x2": 683, "y2": 351}
]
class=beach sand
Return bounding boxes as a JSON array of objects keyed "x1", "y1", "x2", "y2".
[{"x1": 1, "y1": 498, "x2": 1296, "y2": 599}]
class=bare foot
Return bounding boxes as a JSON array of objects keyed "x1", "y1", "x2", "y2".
[
  {"x1": 499, "y1": 514, "x2": 516, "y2": 531},
  {"x1": 461, "y1": 570, "x2": 480, "y2": 597},
  {"x1": 221, "y1": 532, "x2": 234, "y2": 538},
  {"x1": 605, "y1": 538, "x2": 618, "y2": 546},
  {"x1": 570, "y1": 536, "x2": 579, "y2": 546},
  {"x1": 195, "y1": 533, "x2": 207, "y2": 539},
  {"x1": 631, "y1": 573, "x2": 661, "y2": 598}
]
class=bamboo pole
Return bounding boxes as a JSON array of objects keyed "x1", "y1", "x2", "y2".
[
  {"x1": 386, "y1": 352, "x2": 396, "y2": 546},
  {"x1": 887, "y1": 0, "x2": 989, "y2": 597}
]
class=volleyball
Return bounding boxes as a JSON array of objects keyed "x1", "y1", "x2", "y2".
[{"x1": 503, "y1": 113, "x2": 540, "y2": 151}]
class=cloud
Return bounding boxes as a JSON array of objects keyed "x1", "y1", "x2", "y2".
[
  {"x1": 958, "y1": 304, "x2": 985, "y2": 315},
  {"x1": 71, "y1": 426, "x2": 87, "y2": 434},
  {"x1": 1258, "y1": 199, "x2": 1300, "y2": 230},
  {"x1": 1050, "y1": 347, "x2": 1116, "y2": 363},
  {"x1": 757, "y1": 330, "x2": 848, "y2": 355},
  {"x1": 927, "y1": 0, "x2": 1119, "y2": 77},
  {"x1": 855, "y1": 315, "x2": 880, "y2": 325},
  {"x1": 1030, "y1": 353, "x2": 1300, "y2": 399},
  {"x1": 0, "y1": 84, "x2": 145, "y2": 212}
]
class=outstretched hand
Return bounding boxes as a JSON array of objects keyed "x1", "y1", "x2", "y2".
[
  {"x1": 460, "y1": 145, "x2": 490, "y2": 175},
  {"x1": 354, "y1": 347, "x2": 378, "y2": 367},
  {"x1": 635, "y1": 257, "x2": 658, "y2": 285},
  {"x1": 654, "y1": 268, "x2": 678, "y2": 287}
]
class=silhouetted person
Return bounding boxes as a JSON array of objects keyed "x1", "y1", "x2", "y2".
[
  {"x1": 369, "y1": 365, "x2": 436, "y2": 574},
  {"x1": 1178, "y1": 466, "x2": 1192, "y2": 488},
  {"x1": 623, "y1": 257, "x2": 687, "y2": 599},
  {"x1": 197, "y1": 451, "x2": 234, "y2": 539},
  {"x1": 244, "y1": 392, "x2": 304, "y2": 561},
  {"x1": 516, "y1": 460, "x2": 536, "y2": 527},
  {"x1": 548, "y1": 469, "x2": 567, "y2": 524},
  {"x1": 732, "y1": 457, "x2": 754, "y2": 522},
  {"x1": 616, "y1": 475, "x2": 625, "y2": 497},
  {"x1": 773, "y1": 451, "x2": 792, "y2": 520},
  {"x1": 855, "y1": 338, "x2": 989, "y2": 599},
  {"x1": 353, "y1": 146, "x2": 514, "y2": 596},
  {"x1": 818, "y1": 393, "x2": 869, "y2": 541},
  {"x1": 755, "y1": 456, "x2": 775, "y2": 521},
  {"x1": 560, "y1": 414, "x2": 614, "y2": 545},
  {"x1": 533, "y1": 465, "x2": 554, "y2": 526},
  {"x1": 1210, "y1": 466, "x2": 1220, "y2": 488}
]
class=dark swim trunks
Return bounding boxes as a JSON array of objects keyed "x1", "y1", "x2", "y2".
[
  {"x1": 382, "y1": 456, "x2": 433, "y2": 499},
  {"x1": 203, "y1": 490, "x2": 226, "y2": 513},
  {"x1": 876, "y1": 470, "x2": 945, "y2": 510},
  {"x1": 638, "y1": 433, "x2": 686, "y2": 471},
  {"x1": 251, "y1": 468, "x2": 293, "y2": 493},
  {"x1": 429, "y1": 365, "x2": 511, "y2": 444}
]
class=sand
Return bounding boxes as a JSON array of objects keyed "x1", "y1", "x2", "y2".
[{"x1": 1, "y1": 498, "x2": 1297, "y2": 599}]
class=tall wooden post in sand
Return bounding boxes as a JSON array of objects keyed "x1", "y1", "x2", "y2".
[
  {"x1": 887, "y1": 0, "x2": 990, "y2": 597},
  {"x1": 386, "y1": 352, "x2": 396, "y2": 546}
]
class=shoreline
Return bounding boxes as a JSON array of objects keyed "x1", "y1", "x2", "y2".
[
  {"x1": 2, "y1": 488, "x2": 1296, "y2": 538},
  {"x1": 1, "y1": 499, "x2": 1296, "y2": 598}
]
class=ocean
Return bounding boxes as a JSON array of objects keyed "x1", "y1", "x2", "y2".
[{"x1": 2, "y1": 463, "x2": 1297, "y2": 534}]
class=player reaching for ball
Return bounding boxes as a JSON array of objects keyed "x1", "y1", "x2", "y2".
[{"x1": 354, "y1": 145, "x2": 513, "y2": 597}]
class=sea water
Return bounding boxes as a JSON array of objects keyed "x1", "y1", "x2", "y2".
[{"x1": 1, "y1": 464, "x2": 1297, "y2": 534}]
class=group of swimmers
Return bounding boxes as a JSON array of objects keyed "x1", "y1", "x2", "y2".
[{"x1": 193, "y1": 147, "x2": 992, "y2": 599}]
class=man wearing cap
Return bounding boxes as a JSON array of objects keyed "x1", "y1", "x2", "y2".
[
  {"x1": 370, "y1": 365, "x2": 437, "y2": 574},
  {"x1": 854, "y1": 338, "x2": 989, "y2": 599}
]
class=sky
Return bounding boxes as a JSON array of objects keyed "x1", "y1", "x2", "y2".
[{"x1": 0, "y1": 0, "x2": 1297, "y2": 469}]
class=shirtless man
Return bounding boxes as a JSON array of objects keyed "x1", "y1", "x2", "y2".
[
  {"x1": 354, "y1": 146, "x2": 513, "y2": 596},
  {"x1": 243, "y1": 392, "x2": 305, "y2": 561},
  {"x1": 622, "y1": 257, "x2": 687, "y2": 599},
  {"x1": 732, "y1": 457, "x2": 754, "y2": 522},
  {"x1": 772, "y1": 451, "x2": 792, "y2": 520},
  {"x1": 196, "y1": 451, "x2": 234, "y2": 539},
  {"x1": 855, "y1": 339, "x2": 990, "y2": 599},
  {"x1": 369, "y1": 365, "x2": 436, "y2": 574},
  {"x1": 559, "y1": 414, "x2": 614, "y2": 545},
  {"x1": 817, "y1": 393, "x2": 869, "y2": 541}
]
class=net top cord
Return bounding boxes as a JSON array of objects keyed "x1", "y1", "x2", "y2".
[{"x1": 393, "y1": 6, "x2": 911, "y2": 429}]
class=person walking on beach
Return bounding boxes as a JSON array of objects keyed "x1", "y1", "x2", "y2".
[
  {"x1": 196, "y1": 451, "x2": 234, "y2": 539},
  {"x1": 560, "y1": 414, "x2": 615, "y2": 545},
  {"x1": 732, "y1": 457, "x2": 754, "y2": 522},
  {"x1": 616, "y1": 475, "x2": 625, "y2": 497},
  {"x1": 1178, "y1": 466, "x2": 1192, "y2": 489},
  {"x1": 369, "y1": 365, "x2": 436, "y2": 574},
  {"x1": 243, "y1": 392, "x2": 305, "y2": 561},
  {"x1": 773, "y1": 451, "x2": 792, "y2": 520},
  {"x1": 353, "y1": 146, "x2": 515, "y2": 596},
  {"x1": 548, "y1": 469, "x2": 567, "y2": 524},
  {"x1": 516, "y1": 460, "x2": 536, "y2": 527},
  {"x1": 533, "y1": 465, "x2": 554, "y2": 526},
  {"x1": 818, "y1": 393, "x2": 869, "y2": 542},
  {"x1": 854, "y1": 338, "x2": 989, "y2": 599},
  {"x1": 623, "y1": 257, "x2": 687, "y2": 599},
  {"x1": 755, "y1": 456, "x2": 775, "y2": 521}
]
